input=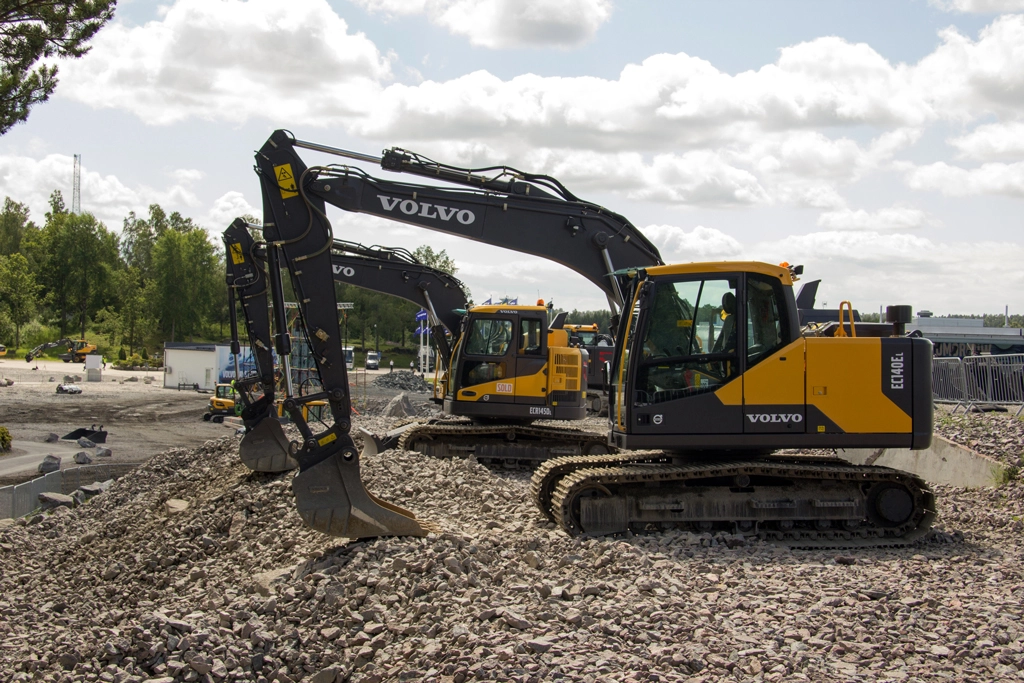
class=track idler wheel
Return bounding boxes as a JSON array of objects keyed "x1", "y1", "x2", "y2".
[
  {"x1": 240, "y1": 419, "x2": 299, "y2": 473},
  {"x1": 292, "y1": 444, "x2": 431, "y2": 539},
  {"x1": 867, "y1": 482, "x2": 915, "y2": 527}
]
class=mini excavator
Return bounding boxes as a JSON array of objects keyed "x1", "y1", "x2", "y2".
[{"x1": 246, "y1": 130, "x2": 935, "y2": 544}]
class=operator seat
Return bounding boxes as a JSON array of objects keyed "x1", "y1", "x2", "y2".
[{"x1": 713, "y1": 291, "x2": 737, "y2": 354}]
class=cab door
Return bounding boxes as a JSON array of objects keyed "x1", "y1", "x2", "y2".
[
  {"x1": 514, "y1": 316, "x2": 547, "y2": 405},
  {"x1": 741, "y1": 274, "x2": 805, "y2": 433},
  {"x1": 455, "y1": 315, "x2": 516, "y2": 404},
  {"x1": 630, "y1": 277, "x2": 744, "y2": 435}
]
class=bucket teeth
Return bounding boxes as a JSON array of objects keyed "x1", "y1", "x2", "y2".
[
  {"x1": 240, "y1": 419, "x2": 298, "y2": 472},
  {"x1": 292, "y1": 450, "x2": 430, "y2": 539}
]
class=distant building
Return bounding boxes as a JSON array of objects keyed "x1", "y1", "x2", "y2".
[{"x1": 163, "y1": 342, "x2": 249, "y2": 390}]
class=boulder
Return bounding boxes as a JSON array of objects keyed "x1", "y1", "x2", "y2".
[
  {"x1": 44, "y1": 433, "x2": 59, "y2": 443},
  {"x1": 37, "y1": 454, "x2": 61, "y2": 474},
  {"x1": 38, "y1": 492, "x2": 75, "y2": 510},
  {"x1": 80, "y1": 481, "x2": 111, "y2": 497},
  {"x1": 77, "y1": 437, "x2": 96, "y2": 449},
  {"x1": 74, "y1": 451, "x2": 92, "y2": 465},
  {"x1": 71, "y1": 490, "x2": 87, "y2": 506},
  {"x1": 383, "y1": 392, "x2": 415, "y2": 417},
  {"x1": 164, "y1": 498, "x2": 189, "y2": 514},
  {"x1": 94, "y1": 446, "x2": 112, "y2": 458}
]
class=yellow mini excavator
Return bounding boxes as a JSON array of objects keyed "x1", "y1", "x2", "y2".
[{"x1": 242, "y1": 130, "x2": 935, "y2": 545}]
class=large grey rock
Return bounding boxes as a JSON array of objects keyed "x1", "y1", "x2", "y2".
[
  {"x1": 94, "y1": 446, "x2": 112, "y2": 458},
  {"x1": 79, "y1": 481, "x2": 111, "y2": 497},
  {"x1": 74, "y1": 451, "x2": 92, "y2": 464},
  {"x1": 37, "y1": 454, "x2": 61, "y2": 473},
  {"x1": 38, "y1": 491, "x2": 75, "y2": 509},
  {"x1": 164, "y1": 499, "x2": 189, "y2": 514},
  {"x1": 383, "y1": 393, "x2": 415, "y2": 417},
  {"x1": 44, "y1": 433, "x2": 59, "y2": 443},
  {"x1": 76, "y1": 437, "x2": 95, "y2": 448}
]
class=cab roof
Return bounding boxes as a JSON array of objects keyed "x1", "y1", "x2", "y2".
[
  {"x1": 644, "y1": 261, "x2": 794, "y2": 285},
  {"x1": 469, "y1": 305, "x2": 547, "y2": 314}
]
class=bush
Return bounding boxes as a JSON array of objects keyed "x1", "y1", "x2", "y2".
[
  {"x1": 118, "y1": 348, "x2": 127, "y2": 361},
  {"x1": 112, "y1": 353, "x2": 144, "y2": 369},
  {"x1": 141, "y1": 347, "x2": 149, "y2": 360},
  {"x1": 0, "y1": 426, "x2": 11, "y2": 452}
]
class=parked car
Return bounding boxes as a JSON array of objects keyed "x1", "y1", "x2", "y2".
[{"x1": 365, "y1": 351, "x2": 380, "y2": 370}]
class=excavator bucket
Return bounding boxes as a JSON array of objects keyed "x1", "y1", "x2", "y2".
[
  {"x1": 291, "y1": 430, "x2": 431, "y2": 539},
  {"x1": 239, "y1": 419, "x2": 299, "y2": 473}
]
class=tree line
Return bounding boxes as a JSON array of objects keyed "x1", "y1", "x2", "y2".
[{"x1": 0, "y1": 194, "x2": 463, "y2": 360}]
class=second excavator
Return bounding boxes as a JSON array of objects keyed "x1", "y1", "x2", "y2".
[{"x1": 224, "y1": 218, "x2": 608, "y2": 473}]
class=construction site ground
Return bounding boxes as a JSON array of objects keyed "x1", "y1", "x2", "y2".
[
  {"x1": 3, "y1": 354, "x2": 1024, "y2": 682},
  {"x1": 0, "y1": 358, "x2": 434, "y2": 484}
]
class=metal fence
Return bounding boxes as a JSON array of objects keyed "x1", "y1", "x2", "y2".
[
  {"x1": 0, "y1": 464, "x2": 137, "y2": 519},
  {"x1": 932, "y1": 354, "x2": 1024, "y2": 416},
  {"x1": 0, "y1": 471, "x2": 62, "y2": 519}
]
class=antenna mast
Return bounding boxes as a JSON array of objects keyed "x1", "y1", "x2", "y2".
[{"x1": 72, "y1": 154, "x2": 81, "y2": 214}]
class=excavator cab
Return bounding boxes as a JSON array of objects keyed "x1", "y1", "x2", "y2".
[
  {"x1": 445, "y1": 305, "x2": 586, "y2": 422},
  {"x1": 612, "y1": 263, "x2": 932, "y2": 451}
]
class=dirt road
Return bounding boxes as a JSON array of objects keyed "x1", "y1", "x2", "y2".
[{"x1": 0, "y1": 358, "x2": 227, "y2": 483}]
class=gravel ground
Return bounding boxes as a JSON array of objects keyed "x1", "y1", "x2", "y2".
[
  {"x1": 2, "y1": 411, "x2": 1024, "y2": 683},
  {"x1": 934, "y1": 408, "x2": 1024, "y2": 468}
]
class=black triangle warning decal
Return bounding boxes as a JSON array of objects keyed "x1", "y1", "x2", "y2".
[{"x1": 277, "y1": 167, "x2": 293, "y2": 181}]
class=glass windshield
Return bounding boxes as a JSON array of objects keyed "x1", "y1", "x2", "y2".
[
  {"x1": 465, "y1": 318, "x2": 513, "y2": 356},
  {"x1": 635, "y1": 278, "x2": 739, "y2": 405}
]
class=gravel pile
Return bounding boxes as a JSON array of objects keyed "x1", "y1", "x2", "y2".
[
  {"x1": 372, "y1": 372, "x2": 432, "y2": 393},
  {"x1": 2, "y1": 414, "x2": 1024, "y2": 682},
  {"x1": 934, "y1": 409, "x2": 1024, "y2": 468}
]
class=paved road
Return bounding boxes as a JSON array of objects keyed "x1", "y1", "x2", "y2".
[{"x1": 0, "y1": 441, "x2": 82, "y2": 477}]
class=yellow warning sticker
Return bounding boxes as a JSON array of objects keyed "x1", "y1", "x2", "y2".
[
  {"x1": 229, "y1": 242, "x2": 245, "y2": 265},
  {"x1": 676, "y1": 319, "x2": 693, "y2": 328},
  {"x1": 817, "y1": 425, "x2": 826, "y2": 433},
  {"x1": 317, "y1": 432, "x2": 337, "y2": 447},
  {"x1": 275, "y1": 163, "x2": 298, "y2": 199}
]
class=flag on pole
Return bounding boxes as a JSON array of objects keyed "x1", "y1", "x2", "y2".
[{"x1": 482, "y1": 297, "x2": 492, "y2": 305}]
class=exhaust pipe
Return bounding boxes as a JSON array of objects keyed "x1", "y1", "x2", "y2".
[
  {"x1": 291, "y1": 436, "x2": 431, "y2": 538},
  {"x1": 239, "y1": 419, "x2": 298, "y2": 472}
]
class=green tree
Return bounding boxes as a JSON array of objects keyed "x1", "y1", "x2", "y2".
[
  {"x1": 24, "y1": 190, "x2": 118, "y2": 337},
  {"x1": 413, "y1": 245, "x2": 458, "y2": 275},
  {"x1": 0, "y1": 251, "x2": 39, "y2": 349},
  {"x1": 150, "y1": 226, "x2": 220, "y2": 341},
  {"x1": 0, "y1": 196, "x2": 33, "y2": 255},
  {"x1": 0, "y1": 0, "x2": 116, "y2": 136}
]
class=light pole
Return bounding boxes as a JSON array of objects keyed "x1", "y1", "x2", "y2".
[{"x1": 374, "y1": 324, "x2": 379, "y2": 354}]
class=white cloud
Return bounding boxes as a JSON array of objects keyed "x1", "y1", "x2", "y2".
[
  {"x1": 816, "y1": 207, "x2": 932, "y2": 231},
  {"x1": 641, "y1": 225, "x2": 743, "y2": 261},
  {"x1": 205, "y1": 191, "x2": 260, "y2": 230},
  {"x1": 56, "y1": 0, "x2": 391, "y2": 126},
  {"x1": 351, "y1": 0, "x2": 612, "y2": 49},
  {"x1": 949, "y1": 121, "x2": 1024, "y2": 159},
  {"x1": 930, "y1": 0, "x2": 1024, "y2": 13},
  {"x1": 0, "y1": 152, "x2": 249, "y2": 231},
  {"x1": 902, "y1": 160, "x2": 1024, "y2": 197},
  {"x1": 756, "y1": 230, "x2": 1024, "y2": 313}
]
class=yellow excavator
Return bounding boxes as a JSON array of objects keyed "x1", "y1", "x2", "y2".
[
  {"x1": 25, "y1": 338, "x2": 96, "y2": 363},
  {"x1": 224, "y1": 219, "x2": 604, "y2": 473},
  {"x1": 244, "y1": 130, "x2": 935, "y2": 545}
]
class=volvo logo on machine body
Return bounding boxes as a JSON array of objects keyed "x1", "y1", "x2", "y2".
[
  {"x1": 377, "y1": 195, "x2": 475, "y2": 225},
  {"x1": 332, "y1": 265, "x2": 355, "y2": 277},
  {"x1": 746, "y1": 413, "x2": 804, "y2": 424}
]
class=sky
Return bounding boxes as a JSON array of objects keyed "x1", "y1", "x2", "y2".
[{"x1": 1, "y1": 0, "x2": 1023, "y2": 316}]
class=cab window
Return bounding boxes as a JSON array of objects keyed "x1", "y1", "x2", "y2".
[
  {"x1": 635, "y1": 278, "x2": 739, "y2": 406},
  {"x1": 519, "y1": 318, "x2": 543, "y2": 355},
  {"x1": 746, "y1": 276, "x2": 784, "y2": 367},
  {"x1": 465, "y1": 319, "x2": 513, "y2": 356}
]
